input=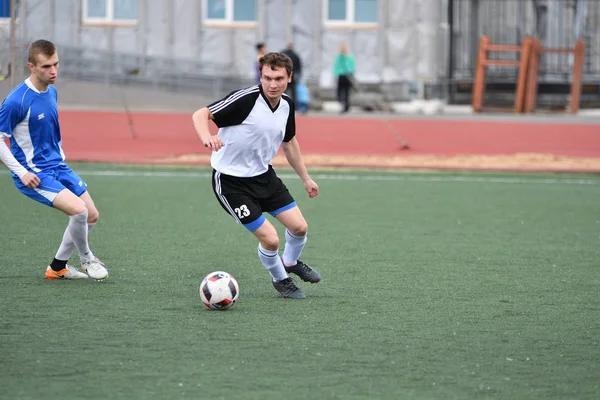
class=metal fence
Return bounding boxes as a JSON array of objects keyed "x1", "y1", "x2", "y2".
[
  {"x1": 56, "y1": 45, "x2": 255, "y2": 97},
  {"x1": 7, "y1": 43, "x2": 255, "y2": 99},
  {"x1": 448, "y1": 0, "x2": 600, "y2": 106}
]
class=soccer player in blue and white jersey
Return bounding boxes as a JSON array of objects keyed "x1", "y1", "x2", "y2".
[
  {"x1": 0, "y1": 40, "x2": 108, "y2": 280},
  {"x1": 192, "y1": 52, "x2": 321, "y2": 299}
]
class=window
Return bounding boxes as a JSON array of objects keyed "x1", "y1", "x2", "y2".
[
  {"x1": 1, "y1": 0, "x2": 11, "y2": 19},
  {"x1": 325, "y1": 0, "x2": 378, "y2": 25},
  {"x1": 204, "y1": 0, "x2": 256, "y2": 24},
  {"x1": 82, "y1": 0, "x2": 138, "y2": 24},
  {"x1": 0, "y1": 0, "x2": 20, "y2": 22}
]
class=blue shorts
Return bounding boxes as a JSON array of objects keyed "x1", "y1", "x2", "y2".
[{"x1": 13, "y1": 164, "x2": 87, "y2": 207}]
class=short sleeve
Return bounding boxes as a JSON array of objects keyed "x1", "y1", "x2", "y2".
[
  {"x1": 208, "y1": 87, "x2": 259, "y2": 128},
  {"x1": 0, "y1": 99, "x2": 23, "y2": 138},
  {"x1": 283, "y1": 97, "x2": 295, "y2": 142}
]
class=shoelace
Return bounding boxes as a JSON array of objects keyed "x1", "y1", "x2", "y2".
[
  {"x1": 280, "y1": 278, "x2": 299, "y2": 292},
  {"x1": 296, "y1": 263, "x2": 311, "y2": 273},
  {"x1": 85, "y1": 262, "x2": 103, "y2": 273},
  {"x1": 92, "y1": 257, "x2": 105, "y2": 267}
]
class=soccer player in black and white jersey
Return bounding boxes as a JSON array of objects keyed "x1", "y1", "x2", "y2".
[{"x1": 192, "y1": 52, "x2": 320, "y2": 299}]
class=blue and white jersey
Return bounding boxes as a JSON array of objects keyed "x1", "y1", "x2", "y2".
[{"x1": 0, "y1": 78, "x2": 65, "y2": 173}]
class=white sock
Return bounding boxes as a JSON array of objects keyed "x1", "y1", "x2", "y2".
[
  {"x1": 281, "y1": 229, "x2": 307, "y2": 267},
  {"x1": 258, "y1": 244, "x2": 288, "y2": 281},
  {"x1": 66, "y1": 210, "x2": 94, "y2": 263},
  {"x1": 55, "y1": 222, "x2": 96, "y2": 261}
]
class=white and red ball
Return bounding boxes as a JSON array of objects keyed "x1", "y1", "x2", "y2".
[{"x1": 199, "y1": 271, "x2": 239, "y2": 310}]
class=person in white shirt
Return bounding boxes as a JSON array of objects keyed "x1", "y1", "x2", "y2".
[{"x1": 192, "y1": 52, "x2": 321, "y2": 299}]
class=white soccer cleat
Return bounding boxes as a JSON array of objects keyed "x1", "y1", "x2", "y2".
[{"x1": 81, "y1": 257, "x2": 108, "y2": 280}]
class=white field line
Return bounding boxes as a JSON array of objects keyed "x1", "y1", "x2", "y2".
[
  {"x1": 69, "y1": 169, "x2": 600, "y2": 186},
  {"x1": 2, "y1": 168, "x2": 598, "y2": 185}
]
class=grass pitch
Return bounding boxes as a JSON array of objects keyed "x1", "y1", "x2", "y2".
[{"x1": 1, "y1": 165, "x2": 599, "y2": 399}]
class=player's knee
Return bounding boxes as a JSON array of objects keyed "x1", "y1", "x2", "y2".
[
  {"x1": 87, "y1": 208, "x2": 99, "y2": 223},
  {"x1": 289, "y1": 223, "x2": 308, "y2": 237},
  {"x1": 261, "y1": 236, "x2": 280, "y2": 251},
  {"x1": 69, "y1": 200, "x2": 88, "y2": 216}
]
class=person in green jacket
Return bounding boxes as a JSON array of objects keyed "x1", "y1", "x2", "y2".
[{"x1": 332, "y1": 44, "x2": 355, "y2": 113}]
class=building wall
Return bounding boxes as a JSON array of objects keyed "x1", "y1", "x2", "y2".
[
  {"x1": 3, "y1": 0, "x2": 447, "y2": 86},
  {"x1": 2, "y1": 0, "x2": 598, "y2": 92}
]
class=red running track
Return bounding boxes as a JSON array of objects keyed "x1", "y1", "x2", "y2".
[{"x1": 57, "y1": 110, "x2": 600, "y2": 164}]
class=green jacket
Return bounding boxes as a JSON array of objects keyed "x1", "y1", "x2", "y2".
[{"x1": 333, "y1": 54, "x2": 356, "y2": 76}]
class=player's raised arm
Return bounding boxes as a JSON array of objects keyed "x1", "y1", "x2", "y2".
[{"x1": 192, "y1": 107, "x2": 224, "y2": 151}]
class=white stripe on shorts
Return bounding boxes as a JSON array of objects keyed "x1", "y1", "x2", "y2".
[
  {"x1": 214, "y1": 171, "x2": 242, "y2": 224},
  {"x1": 34, "y1": 187, "x2": 58, "y2": 203}
]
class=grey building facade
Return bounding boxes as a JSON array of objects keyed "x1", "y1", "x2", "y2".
[{"x1": 1, "y1": 0, "x2": 599, "y2": 104}]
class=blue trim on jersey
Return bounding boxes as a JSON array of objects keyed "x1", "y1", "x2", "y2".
[
  {"x1": 268, "y1": 201, "x2": 297, "y2": 217},
  {"x1": 243, "y1": 215, "x2": 266, "y2": 232}
]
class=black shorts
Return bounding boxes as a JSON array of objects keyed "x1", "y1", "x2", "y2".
[{"x1": 212, "y1": 166, "x2": 296, "y2": 231}]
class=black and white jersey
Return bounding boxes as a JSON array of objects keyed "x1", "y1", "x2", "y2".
[{"x1": 207, "y1": 85, "x2": 295, "y2": 177}]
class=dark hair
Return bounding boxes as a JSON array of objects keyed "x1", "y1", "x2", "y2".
[
  {"x1": 258, "y1": 52, "x2": 293, "y2": 77},
  {"x1": 28, "y1": 40, "x2": 57, "y2": 65},
  {"x1": 256, "y1": 42, "x2": 265, "y2": 52}
]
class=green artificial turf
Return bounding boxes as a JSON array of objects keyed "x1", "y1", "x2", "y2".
[{"x1": 1, "y1": 165, "x2": 599, "y2": 399}]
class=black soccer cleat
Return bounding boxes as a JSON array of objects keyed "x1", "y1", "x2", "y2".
[
  {"x1": 285, "y1": 260, "x2": 321, "y2": 283},
  {"x1": 272, "y1": 277, "x2": 306, "y2": 299}
]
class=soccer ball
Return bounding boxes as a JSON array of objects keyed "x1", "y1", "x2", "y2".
[{"x1": 199, "y1": 271, "x2": 239, "y2": 310}]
